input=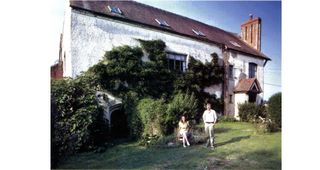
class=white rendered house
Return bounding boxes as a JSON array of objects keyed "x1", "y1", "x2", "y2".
[{"x1": 56, "y1": 1, "x2": 270, "y2": 119}]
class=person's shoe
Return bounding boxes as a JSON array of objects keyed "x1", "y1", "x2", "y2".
[
  {"x1": 187, "y1": 143, "x2": 190, "y2": 146},
  {"x1": 210, "y1": 145, "x2": 215, "y2": 150},
  {"x1": 183, "y1": 145, "x2": 186, "y2": 148}
]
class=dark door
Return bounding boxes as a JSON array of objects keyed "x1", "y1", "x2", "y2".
[{"x1": 110, "y1": 109, "x2": 129, "y2": 138}]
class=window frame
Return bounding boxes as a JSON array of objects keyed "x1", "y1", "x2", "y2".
[
  {"x1": 229, "y1": 94, "x2": 233, "y2": 104},
  {"x1": 228, "y1": 64, "x2": 234, "y2": 79},
  {"x1": 166, "y1": 52, "x2": 187, "y2": 72},
  {"x1": 107, "y1": 6, "x2": 123, "y2": 15},
  {"x1": 155, "y1": 19, "x2": 170, "y2": 27},
  {"x1": 248, "y1": 62, "x2": 257, "y2": 78},
  {"x1": 192, "y1": 29, "x2": 206, "y2": 37}
]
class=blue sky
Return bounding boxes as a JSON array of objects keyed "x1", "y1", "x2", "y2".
[{"x1": 50, "y1": 0, "x2": 281, "y2": 100}]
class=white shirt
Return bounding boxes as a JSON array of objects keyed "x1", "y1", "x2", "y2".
[{"x1": 203, "y1": 109, "x2": 217, "y2": 123}]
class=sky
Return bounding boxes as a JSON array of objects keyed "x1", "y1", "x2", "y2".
[{"x1": 50, "y1": 0, "x2": 281, "y2": 100}]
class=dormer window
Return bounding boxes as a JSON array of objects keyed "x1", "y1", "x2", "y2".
[
  {"x1": 108, "y1": 6, "x2": 123, "y2": 15},
  {"x1": 229, "y1": 41, "x2": 241, "y2": 48},
  {"x1": 155, "y1": 19, "x2": 170, "y2": 27},
  {"x1": 192, "y1": 29, "x2": 206, "y2": 37}
]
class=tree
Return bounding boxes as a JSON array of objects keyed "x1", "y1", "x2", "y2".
[{"x1": 267, "y1": 92, "x2": 281, "y2": 128}]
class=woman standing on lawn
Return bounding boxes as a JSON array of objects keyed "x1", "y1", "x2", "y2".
[{"x1": 178, "y1": 116, "x2": 190, "y2": 147}]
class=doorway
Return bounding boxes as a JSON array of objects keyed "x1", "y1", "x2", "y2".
[{"x1": 110, "y1": 108, "x2": 129, "y2": 139}]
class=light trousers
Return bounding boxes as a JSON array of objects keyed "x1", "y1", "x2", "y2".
[{"x1": 204, "y1": 123, "x2": 214, "y2": 147}]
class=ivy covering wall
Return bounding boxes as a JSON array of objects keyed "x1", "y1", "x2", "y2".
[{"x1": 51, "y1": 39, "x2": 224, "y2": 164}]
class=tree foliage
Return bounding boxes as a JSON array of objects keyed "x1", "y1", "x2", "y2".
[
  {"x1": 164, "y1": 91, "x2": 199, "y2": 134},
  {"x1": 51, "y1": 77, "x2": 107, "y2": 167},
  {"x1": 267, "y1": 92, "x2": 281, "y2": 128}
]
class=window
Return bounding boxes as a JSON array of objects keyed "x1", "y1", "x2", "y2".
[
  {"x1": 249, "y1": 62, "x2": 257, "y2": 78},
  {"x1": 230, "y1": 52, "x2": 237, "y2": 58},
  {"x1": 107, "y1": 6, "x2": 123, "y2": 15},
  {"x1": 167, "y1": 53, "x2": 186, "y2": 72},
  {"x1": 192, "y1": 29, "x2": 206, "y2": 37},
  {"x1": 229, "y1": 94, "x2": 233, "y2": 103},
  {"x1": 229, "y1": 65, "x2": 233, "y2": 79},
  {"x1": 155, "y1": 19, "x2": 170, "y2": 27}
]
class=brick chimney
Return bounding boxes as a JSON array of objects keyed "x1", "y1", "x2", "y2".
[{"x1": 240, "y1": 14, "x2": 261, "y2": 51}]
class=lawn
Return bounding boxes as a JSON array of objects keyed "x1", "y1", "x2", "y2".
[{"x1": 55, "y1": 122, "x2": 281, "y2": 169}]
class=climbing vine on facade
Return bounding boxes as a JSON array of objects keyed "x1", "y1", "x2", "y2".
[{"x1": 51, "y1": 39, "x2": 225, "y2": 163}]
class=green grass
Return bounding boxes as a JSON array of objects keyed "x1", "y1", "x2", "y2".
[{"x1": 56, "y1": 122, "x2": 281, "y2": 169}]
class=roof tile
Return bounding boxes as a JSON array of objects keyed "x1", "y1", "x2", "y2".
[{"x1": 70, "y1": 0, "x2": 270, "y2": 60}]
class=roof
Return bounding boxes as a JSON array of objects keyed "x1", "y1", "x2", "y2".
[
  {"x1": 234, "y1": 78, "x2": 262, "y2": 93},
  {"x1": 70, "y1": 0, "x2": 270, "y2": 60}
]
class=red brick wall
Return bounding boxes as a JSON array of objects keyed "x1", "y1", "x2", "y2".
[
  {"x1": 51, "y1": 62, "x2": 63, "y2": 79},
  {"x1": 241, "y1": 17, "x2": 261, "y2": 51}
]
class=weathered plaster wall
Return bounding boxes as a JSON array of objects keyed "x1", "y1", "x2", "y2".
[
  {"x1": 61, "y1": 8, "x2": 267, "y2": 116},
  {"x1": 234, "y1": 93, "x2": 248, "y2": 119},
  {"x1": 69, "y1": 9, "x2": 223, "y2": 78},
  {"x1": 203, "y1": 84, "x2": 222, "y2": 99},
  {"x1": 61, "y1": 6, "x2": 72, "y2": 77},
  {"x1": 227, "y1": 51, "x2": 265, "y2": 118}
]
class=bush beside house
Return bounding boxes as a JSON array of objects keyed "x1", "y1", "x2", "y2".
[
  {"x1": 238, "y1": 102, "x2": 266, "y2": 122},
  {"x1": 238, "y1": 92, "x2": 281, "y2": 132},
  {"x1": 51, "y1": 76, "x2": 107, "y2": 167},
  {"x1": 267, "y1": 92, "x2": 281, "y2": 128}
]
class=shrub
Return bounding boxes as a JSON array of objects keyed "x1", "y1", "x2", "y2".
[
  {"x1": 238, "y1": 103, "x2": 266, "y2": 122},
  {"x1": 267, "y1": 92, "x2": 281, "y2": 128},
  {"x1": 255, "y1": 118, "x2": 280, "y2": 133},
  {"x1": 137, "y1": 98, "x2": 167, "y2": 137},
  {"x1": 121, "y1": 91, "x2": 143, "y2": 139},
  {"x1": 164, "y1": 92, "x2": 199, "y2": 135},
  {"x1": 218, "y1": 115, "x2": 237, "y2": 122},
  {"x1": 51, "y1": 77, "x2": 106, "y2": 166}
]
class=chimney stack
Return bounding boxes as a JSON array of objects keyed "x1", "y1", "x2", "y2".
[{"x1": 240, "y1": 14, "x2": 261, "y2": 51}]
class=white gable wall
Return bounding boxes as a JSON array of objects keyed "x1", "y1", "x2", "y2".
[
  {"x1": 228, "y1": 52, "x2": 265, "y2": 101},
  {"x1": 67, "y1": 9, "x2": 223, "y2": 78},
  {"x1": 228, "y1": 52, "x2": 265, "y2": 119},
  {"x1": 61, "y1": 8, "x2": 267, "y2": 116}
]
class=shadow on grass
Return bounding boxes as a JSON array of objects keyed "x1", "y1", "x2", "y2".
[
  {"x1": 215, "y1": 135, "x2": 250, "y2": 147},
  {"x1": 206, "y1": 149, "x2": 281, "y2": 170},
  {"x1": 215, "y1": 127, "x2": 231, "y2": 134}
]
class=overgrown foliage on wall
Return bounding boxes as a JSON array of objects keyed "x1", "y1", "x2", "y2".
[
  {"x1": 174, "y1": 52, "x2": 224, "y2": 116},
  {"x1": 86, "y1": 39, "x2": 224, "y2": 136},
  {"x1": 51, "y1": 39, "x2": 225, "y2": 162}
]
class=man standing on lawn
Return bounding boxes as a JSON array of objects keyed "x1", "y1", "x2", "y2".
[{"x1": 202, "y1": 103, "x2": 217, "y2": 149}]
